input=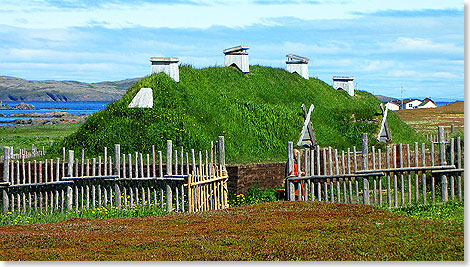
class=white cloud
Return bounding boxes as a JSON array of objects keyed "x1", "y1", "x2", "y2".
[
  {"x1": 381, "y1": 37, "x2": 461, "y2": 53},
  {"x1": 433, "y1": 72, "x2": 457, "y2": 78},
  {"x1": 0, "y1": 0, "x2": 462, "y2": 29}
]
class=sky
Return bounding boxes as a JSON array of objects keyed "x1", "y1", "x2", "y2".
[{"x1": 0, "y1": 0, "x2": 464, "y2": 101}]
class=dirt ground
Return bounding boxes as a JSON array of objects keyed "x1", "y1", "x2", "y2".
[{"x1": 395, "y1": 101, "x2": 464, "y2": 134}]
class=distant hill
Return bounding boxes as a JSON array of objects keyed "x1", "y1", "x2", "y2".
[
  {"x1": 52, "y1": 65, "x2": 424, "y2": 163},
  {"x1": 0, "y1": 76, "x2": 141, "y2": 101},
  {"x1": 374, "y1": 95, "x2": 399, "y2": 103}
]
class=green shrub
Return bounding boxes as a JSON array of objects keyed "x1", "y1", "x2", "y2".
[{"x1": 228, "y1": 185, "x2": 278, "y2": 207}]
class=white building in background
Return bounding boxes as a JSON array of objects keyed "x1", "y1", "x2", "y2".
[
  {"x1": 332, "y1": 76, "x2": 355, "y2": 96},
  {"x1": 223, "y1": 45, "x2": 250, "y2": 73},
  {"x1": 402, "y1": 99, "x2": 422, "y2": 109},
  {"x1": 417, "y1": 98, "x2": 437, "y2": 109},
  {"x1": 385, "y1": 102, "x2": 400, "y2": 111},
  {"x1": 150, "y1": 57, "x2": 180, "y2": 82},
  {"x1": 285, "y1": 54, "x2": 309, "y2": 79}
]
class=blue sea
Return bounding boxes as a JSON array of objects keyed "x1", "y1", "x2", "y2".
[
  {"x1": 0, "y1": 101, "x2": 110, "y2": 126},
  {"x1": 435, "y1": 101, "x2": 454, "y2": 107}
]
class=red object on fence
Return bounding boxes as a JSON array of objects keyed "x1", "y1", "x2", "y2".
[{"x1": 292, "y1": 161, "x2": 305, "y2": 197}]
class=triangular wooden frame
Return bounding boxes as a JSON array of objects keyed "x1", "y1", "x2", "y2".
[
  {"x1": 297, "y1": 104, "x2": 317, "y2": 147},
  {"x1": 377, "y1": 103, "x2": 392, "y2": 143}
]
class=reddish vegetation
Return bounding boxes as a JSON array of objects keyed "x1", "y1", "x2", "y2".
[
  {"x1": 0, "y1": 202, "x2": 463, "y2": 261},
  {"x1": 395, "y1": 101, "x2": 464, "y2": 133}
]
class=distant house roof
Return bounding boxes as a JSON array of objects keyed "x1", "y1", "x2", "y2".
[
  {"x1": 418, "y1": 98, "x2": 436, "y2": 107},
  {"x1": 401, "y1": 98, "x2": 421, "y2": 104}
]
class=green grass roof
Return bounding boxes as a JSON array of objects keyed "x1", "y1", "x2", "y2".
[{"x1": 53, "y1": 65, "x2": 424, "y2": 163}]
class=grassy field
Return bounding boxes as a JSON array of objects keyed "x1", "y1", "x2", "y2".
[
  {"x1": 395, "y1": 101, "x2": 464, "y2": 134},
  {"x1": 48, "y1": 65, "x2": 423, "y2": 163},
  {"x1": 0, "y1": 201, "x2": 463, "y2": 261},
  {"x1": 0, "y1": 123, "x2": 82, "y2": 153}
]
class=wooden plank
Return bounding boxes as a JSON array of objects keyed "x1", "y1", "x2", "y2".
[
  {"x1": 186, "y1": 152, "x2": 190, "y2": 176},
  {"x1": 324, "y1": 181, "x2": 328, "y2": 202},
  {"x1": 378, "y1": 148, "x2": 382, "y2": 205},
  {"x1": 449, "y1": 138, "x2": 455, "y2": 201},
  {"x1": 421, "y1": 143, "x2": 426, "y2": 205},
  {"x1": 328, "y1": 147, "x2": 333, "y2": 175},
  {"x1": 334, "y1": 149, "x2": 339, "y2": 175},
  {"x1": 167, "y1": 140, "x2": 172, "y2": 175},
  {"x1": 152, "y1": 145, "x2": 156, "y2": 178},
  {"x1": 297, "y1": 150, "x2": 302, "y2": 201},
  {"x1": 336, "y1": 180, "x2": 340, "y2": 203},
  {"x1": 134, "y1": 152, "x2": 138, "y2": 178},
  {"x1": 287, "y1": 172, "x2": 385, "y2": 181},
  {"x1": 316, "y1": 145, "x2": 321, "y2": 176},
  {"x1": 371, "y1": 146, "x2": 376, "y2": 170},
  {"x1": 140, "y1": 153, "x2": 144, "y2": 178},
  {"x1": 317, "y1": 181, "x2": 321, "y2": 201},
  {"x1": 353, "y1": 146, "x2": 357, "y2": 173},
  {"x1": 399, "y1": 144, "x2": 404, "y2": 206},
  {"x1": 386, "y1": 146, "x2": 391, "y2": 207},
  {"x1": 122, "y1": 154, "x2": 126, "y2": 179},
  {"x1": 362, "y1": 133, "x2": 368, "y2": 171},
  {"x1": 438, "y1": 126, "x2": 448, "y2": 202},
  {"x1": 456, "y1": 136, "x2": 462, "y2": 201},
  {"x1": 175, "y1": 150, "x2": 179, "y2": 176},
  {"x1": 330, "y1": 181, "x2": 334, "y2": 203},
  {"x1": 373, "y1": 177, "x2": 377, "y2": 205},
  {"x1": 218, "y1": 136, "x2": 225, "y2": 167},
  {"x1": 406, "y1": 144, "x2": 411, "y2": 205},
  {"x1": 347, "y1": 148, "x2": 351, "y2": 174},
  {"x1": 180, "y1": 147, "x2": 184, "y2": 175},
  {"x1": 341, "y1": 151, "x2": 345, "y2": 175},
  {"x1": 414, "y1": 142, "x2": 419, "y2": 204},
  {"x1": 104, "y1": 147, "x2": 107, "y2": 176},
  {"x1": 128, "y1": 154, "x2": 132, "y2": 179},
  {"x1": 392, "y1": 145, "x2": 398, "y2": 207},
  {"x1": 147, "y1": 154, "x2": 150, "y2": 178}
]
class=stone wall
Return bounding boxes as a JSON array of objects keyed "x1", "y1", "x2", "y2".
[{"x1": 226, "y1": 162, "x2": 286, "y2": 194}]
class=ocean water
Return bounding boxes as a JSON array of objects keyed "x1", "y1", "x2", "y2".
[
  {"x1": 0, "y1": 101, "x2": 110, "y2": 126},
  {"x1": 435, "y1": 101, "x2": 454, "y2": 107}
]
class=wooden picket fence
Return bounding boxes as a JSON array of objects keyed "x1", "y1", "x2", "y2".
[
  {"x1": 425, "y1": 123, "x2": 455, "y2": 145},
  {"x1": 0, "y1": 136, "x2": 228, "y2": 215},
  {"x1": 0, "y1": 144, "x2": 46, "y2": 161},
  {"x1": 286, "y1": 126, "x2": 464, "y2": 207}
]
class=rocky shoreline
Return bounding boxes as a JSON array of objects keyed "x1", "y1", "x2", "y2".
[
  {"x1": 0, "y1": 102, "x2": 90, "y2": 126},
  {"x1": 1, "y1": 114, "x2": 89, "y2": 126}
]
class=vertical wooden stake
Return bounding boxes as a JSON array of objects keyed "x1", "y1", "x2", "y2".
[{"x1": 167, "y1": 140, "x2": 172, "y2": 175}]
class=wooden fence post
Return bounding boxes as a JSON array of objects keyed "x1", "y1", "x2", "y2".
[
  {"x1": 166, "y1": 140, "x2": 173, "y2": 212},
  {"x1": 218, "y1": 136, "x2": 225, "y2": 167},
  {"x1": 2, "y1": 147, "x2": 10, "y2": 214},
  {"x1": 287, "y1": 142, "x2": 294, "y2": 201},
  {"x1": 3, "y1": 147, "x2": 10, "y2": 183},
  {"x1": 421, "y1": 143, "x2": 426, "y2": 205},
  {"x1": 167, "y1": 140, "x2": 172, "y2": 175},
  {"x1": 67, "y1": 150, "x2": 74, "y2": 211},
  {"x1": 362, "y1": 133, "x2": 369, "y2": 205},
  {"x1": 438, "y1": 126, "x2": 448, "y2": 202},
  {"x1": 457, "y1": 136, "x2": 462, "y2": 201},
  {"x1": 114, "y1": 144, "x2": 121, "y2": 209},
  {"x1": 449, "y1": 138, "x2": 455, "y2": 201}
]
